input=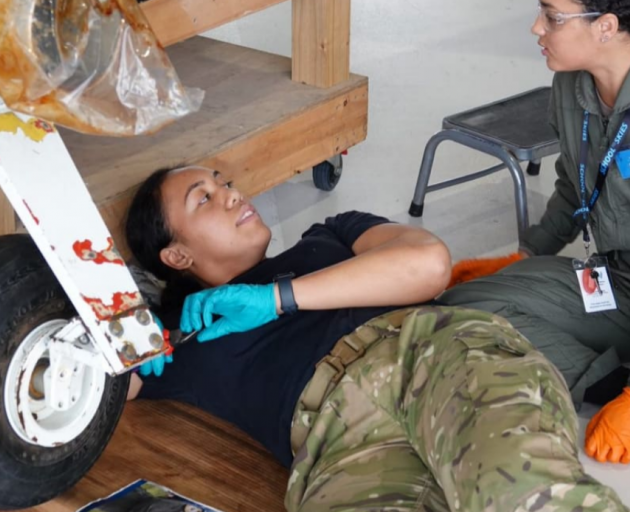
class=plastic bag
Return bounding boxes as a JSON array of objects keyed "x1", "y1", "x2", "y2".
[{"x1": 0, "y1": 0, "x2": 204, "y2": 136}]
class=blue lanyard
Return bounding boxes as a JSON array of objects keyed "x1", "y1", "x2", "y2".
[{"x1": 573, "y1": 110, "x2": 630, "y2": 245}]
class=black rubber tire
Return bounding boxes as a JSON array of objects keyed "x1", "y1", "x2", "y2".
[
  {"x1": 313, "y1": 160, "x2": 342, "y2": 191},
  {"x1": 0, "y1": 234, "x2": 130, "y2": 510}
]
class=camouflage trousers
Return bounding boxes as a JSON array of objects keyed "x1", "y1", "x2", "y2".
[{"x1": 285, "y1": 306, "x2": 628, "y2": 512}]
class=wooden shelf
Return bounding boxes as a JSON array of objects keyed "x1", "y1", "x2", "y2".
[
  {"x1": 31, "y1": 401, "x2": 288, "y2": 512},
  {"x1": 140, "y1": 0, "x2": 287, "y2": 47},
  {"x1": 60, "y1": 36, "x2": 368, "y2": 257}
]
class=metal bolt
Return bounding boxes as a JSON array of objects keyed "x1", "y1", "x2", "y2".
[
  {"x1": 135, "y1": 309, "x2": 152, "y2": 326},
  {"x1": 149, "y1": 333, "x2": 164, "y2": 349},
  {"x1": 120, "y1": 343, "x2": 138, "y2": 361},
  {"x1": 78, "y1": 334, "x2": 90, "y2": 345},
  {"x1": 71, "y1": 396, "x2": 76, "y2": 403},
  {"x1": 59, "y1": 372, "x2": 65, "y2": 379},
  {"x1": 58, "y1": 402, "x2": 63, "y2": 408},
  {"x1": 108, "y1": 320, "x2": 124, "y2": 337}
]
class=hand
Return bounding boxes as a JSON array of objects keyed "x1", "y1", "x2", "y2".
[
  {"x1": 180, "y1": 283, "x2": 279, "y2": 342},
  {"x1": 139, "y1": 353, "x2": 173, "y2": 377},
  {"x1": 138, "y1": 312, "x2": 173, "y2": 377},
  {"x1": 447, "y1": 252, "x2": 525, "y2": 289},
  {"x1": 585, "y1": 387, "x2": 630, "y2": 464}
]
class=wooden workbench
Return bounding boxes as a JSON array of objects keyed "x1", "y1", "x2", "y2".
[
  {"x1": 61, "y1": 36, "x2": 368, "y2": 257},
  {"x1": 0, "y1": 0, "x2": 366, "y2": 261}
]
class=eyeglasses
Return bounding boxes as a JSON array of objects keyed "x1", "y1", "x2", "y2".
[{"x1": 536, "y1": 3, "x2": 602, "y2": 32}]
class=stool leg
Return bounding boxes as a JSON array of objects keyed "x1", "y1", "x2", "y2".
[
  {"x1": 409, "y1": 132, "x2": 449, "y2": 217},
  {"x1": 501, "y1": 152, "x2": 530, "y2": 242},
  {"x1": 526, "y1": 159, "x2": 541, "y2": 176}
]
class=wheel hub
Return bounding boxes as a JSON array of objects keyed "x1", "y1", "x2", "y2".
[{"x1": 4, "y1": 320, "x2": 106, "y2": 447}]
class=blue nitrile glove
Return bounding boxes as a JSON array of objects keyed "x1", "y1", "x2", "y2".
[
  {"x1": 139, "y1": 313, "x2": 174, "y2": 377},
  {"x1": 180, "y1": 284, "x2": 279, "y2": 342}
]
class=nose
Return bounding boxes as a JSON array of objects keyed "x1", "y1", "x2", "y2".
[
  {"x1": 225, "y1": 186, "x2": 243, "y2": 209},
  {"x1": 531, "y1": 13, "x2": 545, "y2": 36}
]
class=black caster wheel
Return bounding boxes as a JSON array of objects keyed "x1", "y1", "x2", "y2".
[
  {"x1": 526, "y1": 161, "x2": 541, "y2": 176},
  {"x1": 313, "y1": 155, "x2": 343, "y2": 191}
]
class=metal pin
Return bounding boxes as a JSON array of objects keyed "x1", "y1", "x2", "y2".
[
  {"x1": 120, "y1": 343, "x2": 137, "y2": 361},
  {"x1": 108, "y1": 320, "x2": 124, "y2": 337},
  {"x1": 135, "y1": 309, "x2": 152, "y2": 326},
  {"x1": 149, "y1": 333, "x2": 164, "y2": 349}
]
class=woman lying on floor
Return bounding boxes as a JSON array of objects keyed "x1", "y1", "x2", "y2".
[{"x1": 125, "y1": 165, "x2": 627, "y2": 512}]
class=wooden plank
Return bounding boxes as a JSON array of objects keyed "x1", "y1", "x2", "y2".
[
  {"x1": 60, "y1": 38, "x2": 368, "y2": 258},
  {"x1": 200, "y1": 82, "x2": 367, "y2": 196},
  {"x1": 0, "y1": 189, "x2": 15, "y2": 235},
  {"x1": 292, "y1": 0, "x2": 351, "y2": 88},
  {"x1": 140, "y1": 0, "x2": 287, "y2": 47},
  {"x1": 32, "y1": 401, "x2": 288, "y2": 512}
]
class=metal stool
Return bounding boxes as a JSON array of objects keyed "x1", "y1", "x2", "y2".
[{"x1": 409, "y1": 87, "x2": 560, "y2": 242}]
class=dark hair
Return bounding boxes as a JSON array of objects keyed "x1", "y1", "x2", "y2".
[
  {"x1": 126, "y1": 167, "x2": 203, "y2": 314},
  {"x1": 125, "y1": 167, "x2": 176, "y2": 282},
  {"x1": 578, "y1": 0, "x2": 630, "y2": 32}
]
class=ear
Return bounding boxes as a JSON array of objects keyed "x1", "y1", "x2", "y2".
[
  {"x1": 597, "y1": 13, "x2": 619, "y2": 42},
  {"x1": 160, "y1": 244, "x2": 193, "y2": 272}
]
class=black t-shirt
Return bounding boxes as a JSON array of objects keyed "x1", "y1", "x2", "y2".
[{"x1": 139, "y1": 211, "x2": 402, "y2": 467}]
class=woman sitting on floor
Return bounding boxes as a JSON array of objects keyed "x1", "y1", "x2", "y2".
[
  {"x1": 443, "y1": 0, "x2": 630, "y2": 465},
  {"x1": 125, "y1": 165, "x2": 626, "y2": 512}
]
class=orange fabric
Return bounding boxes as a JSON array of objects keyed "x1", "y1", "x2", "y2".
[
  {"x1": 585, "y1": 387, "x2": 630, "y2": 464},
  {"x1": 447, "y1": 252, "x2": 525, "y2": 289}
]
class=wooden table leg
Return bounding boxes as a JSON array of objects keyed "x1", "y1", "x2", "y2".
[
  {"x1": 292, "y1": 0, "x2": 351, "y2": 88},
  {"x1": 0, "y1": 189, "x2": 15, "y2": 235}
]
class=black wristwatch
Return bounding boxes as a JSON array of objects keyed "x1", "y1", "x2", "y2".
[{"x1": 273, "y1": 273, "x2": 298, "y2": 315}]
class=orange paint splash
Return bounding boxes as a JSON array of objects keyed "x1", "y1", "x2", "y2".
[
  {"x1": 73, "y1": 237, "x2": 124, "y2": 266},
  {"x1": 83, "y1": 292, "x2": 142, "y2": 321}
]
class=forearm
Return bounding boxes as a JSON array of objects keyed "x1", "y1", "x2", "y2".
[
  {"x1": 520, "y1": 158, "x2": 581, "y2": 256},
  {"x1": 275, "y1": 232, "x2": 451, "y2": 312},
  {"x1": 127, "y1": 373, "x2": 143, "y2": 401}
]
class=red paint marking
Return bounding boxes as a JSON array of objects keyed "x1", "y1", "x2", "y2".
[
  {"x1": 73, "y1": 237, "x2": 124, "y2": 266},
  {"x1": 22, "y1": 201, "x2": 39, "y2": 225},
  {"x1": 82, "y1": 292, "x2": 142, "y2": 321},
  {"x1": 163, "y1": 329, "x2": 175, "y2": 356},
  {"x1": 34, "y1": 119, "x2": 55, "y2": 134}
]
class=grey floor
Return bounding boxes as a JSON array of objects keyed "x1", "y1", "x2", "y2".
[{"x1": 205, "y1": 0, "x2": 630, "y2": 503}]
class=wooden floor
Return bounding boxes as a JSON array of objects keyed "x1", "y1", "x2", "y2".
[{"x1": 31, "y1": 401, "x2": 288, "y2": 512}]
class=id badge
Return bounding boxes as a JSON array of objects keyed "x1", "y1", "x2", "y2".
[
  {"x1": 572, "y1": 257, "x2": 618, "y2": 313},
  {"x1": 614, "y1": 148, "x2": 630, "y2": 179}
]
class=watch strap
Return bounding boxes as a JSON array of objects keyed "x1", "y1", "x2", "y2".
[{"x1": 274, "y1": 273, "x2": 298, "y2": 315}]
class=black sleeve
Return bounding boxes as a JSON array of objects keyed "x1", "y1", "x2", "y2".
[
  {"x1": 137, "y1": 364, "x2": 197, "y2": 405},
  {"x1": 301, "y1": 211, "x2": 393, "y2": 250}
]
